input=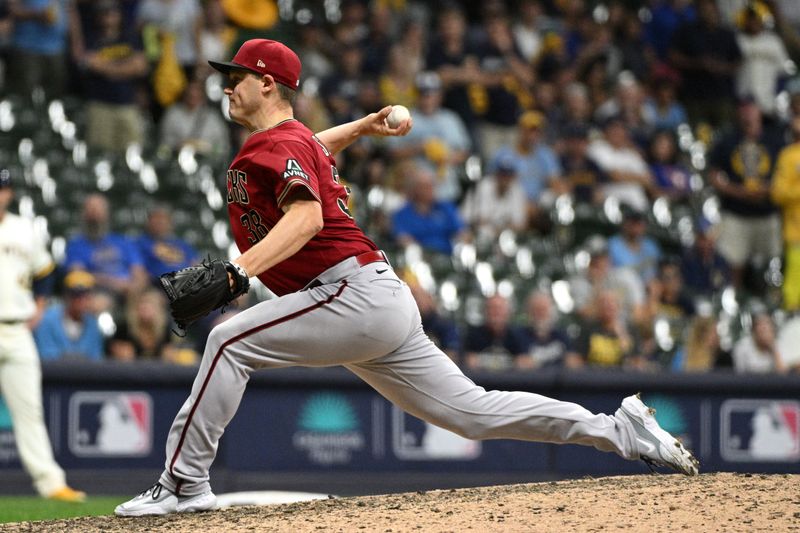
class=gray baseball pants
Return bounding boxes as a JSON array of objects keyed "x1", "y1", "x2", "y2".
[{"x1": 159, "y1": 255, "x2": 639, "y2": 496}]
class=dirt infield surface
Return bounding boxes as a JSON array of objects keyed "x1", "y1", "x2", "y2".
[{"x1": 2, "y1": 472, "x2": 798, "y2": 532}]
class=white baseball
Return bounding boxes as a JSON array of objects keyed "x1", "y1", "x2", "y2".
[{"x1": 386, "y1": 105, "x2": 410, "y2": 128}]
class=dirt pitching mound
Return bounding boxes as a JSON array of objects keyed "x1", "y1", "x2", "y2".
[{"x1": 3, "y1": 473, "x2": 798, "y2": 532}]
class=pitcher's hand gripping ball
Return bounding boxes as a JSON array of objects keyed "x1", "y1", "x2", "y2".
[
  {"x1": 386, "y1": 105, "x2": 410, "y2": 128},
  {"x1": 160, "y1": 259, "x2": 249, "y2": 331}
]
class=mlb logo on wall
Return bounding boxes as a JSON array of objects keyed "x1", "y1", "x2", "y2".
[
  {"x1": 720, "y1": 399, "x2": 800, "y2": 462},
  {"x1": 68, "y1": 392, "x2": 152, "y2": 457}
]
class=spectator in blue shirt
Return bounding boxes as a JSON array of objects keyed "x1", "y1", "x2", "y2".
[
  {"x1": 643, "y1": 70, "x2": 689, "y2": 133},
  {"x1": 386, "y1": 71, "x2": 472, "y2": 202},
  {"x1": 136, "y1": 205, "x2": 199, "y2": 283},
  {"x1": 391, "y1": 165, "x2": 465, "y2": 255},
  {"x1": 34, "y1": 270, "x2": 104, "y2": 361},
  {"x1": 608, "y1": 206, "x2": 661, "y2": 282},
  {"x1": 489, "y1": 110, "x2": 562, "y2": 206},
  {"x1": 64, "y1": 193, "x2": 148, "y2": 304},
  {"x1": 7, "y1": 0, "x2": 72, "y2": 99}
]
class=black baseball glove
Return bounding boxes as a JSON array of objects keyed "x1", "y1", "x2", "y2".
[{"x1": 160, "y1": 259, "x2": 250, "y2": 332}]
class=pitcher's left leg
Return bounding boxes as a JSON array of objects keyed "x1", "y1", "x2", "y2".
[{"x1": 348, "y1": 325, "x2": 637, "y2": 458}]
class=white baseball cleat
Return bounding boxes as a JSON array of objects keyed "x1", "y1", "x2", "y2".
[
  {"x1": 115, "y1": 482, "x2": 217, "y2": 517},
  {"x1": 617, "y1": 393, "x2": 700, "y2": 476}
]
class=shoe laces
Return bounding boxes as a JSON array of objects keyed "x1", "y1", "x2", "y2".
[{"x1": 139, "y1": 482, "x2": 164, "y2": 500}]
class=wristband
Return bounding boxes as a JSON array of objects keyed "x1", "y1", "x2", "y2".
[{"x1": 231, "y1": 261, "x2": 250, "y2": 280}]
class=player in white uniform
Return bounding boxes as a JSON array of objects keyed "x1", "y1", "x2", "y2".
[{"x1": 0, "y1": 170, "x2": 85, "y2": 502}]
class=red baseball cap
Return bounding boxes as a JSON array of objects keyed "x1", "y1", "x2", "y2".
[{"x1": 209, "y1": 39, "x2": 301, "y2": 89}]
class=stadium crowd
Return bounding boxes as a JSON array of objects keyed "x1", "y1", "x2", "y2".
[{"x1": 2, "y1": 0, "x2": 800, "y2": 374}]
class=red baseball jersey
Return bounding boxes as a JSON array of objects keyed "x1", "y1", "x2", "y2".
[{"x1": 226, "y1": 119, "x2": 377, "y2": 295}]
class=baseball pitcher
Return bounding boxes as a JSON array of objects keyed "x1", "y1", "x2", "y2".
[{"x1": 116, "y1": 39, "x2": 698, "y2": 517}]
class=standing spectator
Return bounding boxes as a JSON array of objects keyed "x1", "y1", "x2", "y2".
[
  {"x1": 617, "y1": 10, "x2": 653, "y2": 82},
  {"x1": 680, "y1": 218, "x2": 731, "y2": 296},
  {"x1": 559, "y1": 122, "x2": 609, "y2": 205},
  {"x1": 771, "y1": 115, "x2": 800, "y2": 310},
  {"x1": 519, "y1": 290, "x2": 579, "y2": 370},
  {"x1": 386, "y1": 71, "x2": 471, "y2": 202},
  {"x1": 573, "y1": 290, "x2": 644, "y2": 369},
  {"x1": 425, "y1": 4, "x2": 480, "y2": 141},
  {"x1": 461, "y1": 152, "x2": 528, "y2": 240},
  {"x1": 0, "y1": 170, "x2": 84, "y2": 501},
  {"x1": 645, "y1": 0, "x2": 696, "y2": 62},
  {"x1": 735, "y1": 1, "x2": 791, "y2": 121},
  {"x1": 197, "y1": 0, "x2": 234, "y2": 75},
  {"x1": 135, "y1": 205, "x2": 199, "y2": 283},
  {"x1": 512, "y1": 0, "x2": 548, "y2": 62},
  {"x1": 319, "y1": 44, "x2": 364, "y2": 125},
  {"x1": 473, "y1": 14, "x2": 534, "y2": 158},
  {"x1": 464, "y1": 294, "x2": 529, "y2": 371},
  {"x1": 733, "y1": 312, "x2": 788, "y2": 373},
  {"x1": 0, "y1": 5, "x2": 10, "y2": 85},
  {"x1": 136, "y1": 0, "x2": 202, "y2": 79},
  {"x1": 378, "y1": 43, "x2": 419, "y2": 110},
  {"x1": 33, "y1": 270, "x2": 103, "y2": 361},
  {"x1": 708, "y1": 98, "x2": 782, "y2": 288},
  {"x1": 391, "y1": 165, "x2": 465, "y2": 256},
  {"x1": 489, "y1": 111, "x2": 562, "y2": 213},
  {"x1": 64, "y1": 193, "x2": 148, "y2": 304},
  {"x1": 587, "y1": 114, "x2": 653, "y2": 212},
  {"x1": 359, "y1": 5, "x2": 392, "y2": 77},
  {"x1": 669, "y1": 0, "x2": 741, "y2": 128},
  {"x1": 6, "y1": 0, "x2": 73, "y2": 99},
  {"x1": 80, "y1": 0, "x2": 148, "y2": 153},
  {"x1": 608, "y1": 207, "x2": 661, "y2": 283},
  {"x1": 159, "y1": 79, "x2": 230, "y2": 158}
]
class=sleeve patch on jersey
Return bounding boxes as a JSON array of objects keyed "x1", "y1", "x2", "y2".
[
  {"x1": 277, "y1": 178, "x2": 321, "y2": 207},
  {"x1": 282, "y1": 159, "x2": 309, "y2": 181}
]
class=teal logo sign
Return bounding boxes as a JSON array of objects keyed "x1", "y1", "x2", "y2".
[
  {"x1": 292, "y1": 392, "x2": 364, "y2": 465},
  {"x1": 0, "y1": 399, "x2": 12, "y2": 430},
  {"x1": 642, "y1": 394, "x2": 693, "y2": 452},
  {"x1": 0, "y1": 397, "x2": 19, "y2": 465},
  {"x1": 644, "y1": 395, "x2": 687, "y2": 435}
]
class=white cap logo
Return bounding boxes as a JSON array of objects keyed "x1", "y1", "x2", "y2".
[{"x1": 257, "y1": 59, "x2": 266, "y2": 68}]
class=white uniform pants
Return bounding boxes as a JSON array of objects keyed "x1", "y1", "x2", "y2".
[{"x1": 0, "y1": 323, "x2": 66, "y2": 496}]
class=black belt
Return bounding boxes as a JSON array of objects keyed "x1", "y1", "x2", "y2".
[{"x1": 305, "y1": 250, "x2": 389, "y2": 290}]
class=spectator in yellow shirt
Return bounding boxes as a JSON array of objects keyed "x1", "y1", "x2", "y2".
[{"x1": 771, "y1": 115, "x2": 800, "y2": 310}]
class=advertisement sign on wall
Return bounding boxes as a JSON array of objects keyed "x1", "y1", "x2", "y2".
[
  {"x1": 68, "y1": 392, "x2": 153, "y2": 457},
  {"x1": 720, "y1": 399, "x2": 800, "y2": 462}
]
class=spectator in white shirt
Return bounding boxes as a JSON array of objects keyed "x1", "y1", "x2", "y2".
[
  {"x1": 733, "y1": 312, "x2": 788, "y2": 373},
  {"x1": 587, "y1": 114, "x2": 654, "y2": 211},
  {"x1": 735, "y1": 3, "x2": 792, "y2": 119},
  {"x1": 461, "y1": 153, "x2": 528, "y2": 240}
]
